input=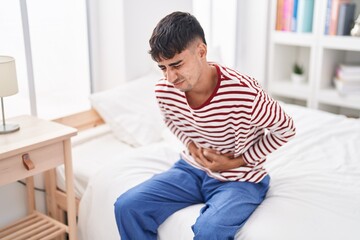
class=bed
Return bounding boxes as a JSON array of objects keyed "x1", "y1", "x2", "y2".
[{"x1": 55, "y1": 72, "x2": 360, "y2": 240}]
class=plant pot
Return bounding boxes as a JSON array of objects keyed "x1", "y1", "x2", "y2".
[{"x1": 291, "y1": 73, "x2": 305, "y2": 84}]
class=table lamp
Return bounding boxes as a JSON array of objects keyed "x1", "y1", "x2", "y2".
[{"x1": 0, "y1": 56, "x2": 20, "y2": 134}]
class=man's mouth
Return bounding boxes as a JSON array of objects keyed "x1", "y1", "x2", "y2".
[{"x1": 173, "y1": 79, "x2": 184, "y2": 87}]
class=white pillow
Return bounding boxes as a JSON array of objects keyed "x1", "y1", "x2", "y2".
[
  {"x1": 71, "y1": 124, "x2": 111, "y2": 147},
  {"x1": 161, "y1": 127, "x2": 185, "y2": 153},
  {"x1": 90, "y1": 71, "x2": 166, "y2": 147}
]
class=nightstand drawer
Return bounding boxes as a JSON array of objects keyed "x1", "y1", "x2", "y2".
[{"x1": 0, "y1": 142, "x2": 64, "y2": 186}]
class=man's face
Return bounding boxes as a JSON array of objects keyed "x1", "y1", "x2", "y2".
[{"x1": 157, "y1": 44, "x2": 204, "y2": 92}]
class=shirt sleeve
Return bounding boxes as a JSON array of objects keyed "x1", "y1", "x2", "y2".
[
  {"x1": 156, "y1": 98, "x2": 192, "y2": 147},
  {"x1": 242, "y1": 89, "x2": 296, "y2": 165}
]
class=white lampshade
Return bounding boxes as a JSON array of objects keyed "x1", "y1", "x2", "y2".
[{"x1": 0, "y1": 56, "x2": 18, "y2": 97}]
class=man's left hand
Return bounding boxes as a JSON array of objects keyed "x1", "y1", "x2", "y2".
[{"x1": 202, "y1": 150, "x2": 246, "y2": 172}]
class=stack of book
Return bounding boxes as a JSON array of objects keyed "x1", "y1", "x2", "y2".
[
  {"x1": 324, "y1": 0, "x2": 356, "y2": 35},
  {"x1": 276, "y1": 0, "x2": 315, "y2": 33},
  {"x1": 334, "y1": 64, "x2": 360, "y2": 95}
]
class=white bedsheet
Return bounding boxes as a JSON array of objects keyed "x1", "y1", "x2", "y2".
[
  {"x1": 77, "y1": 104, "x2": 360, "y2": 240},
  {"x1": 56, "y1": 124, "x2": 134, "y2": 198}
]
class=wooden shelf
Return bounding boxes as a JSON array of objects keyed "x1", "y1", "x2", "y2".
[
  {"x1": 317, "y1": 88, "x2": 360, "y2": 110},
  {"x1": 272, "y1": 31, "x2": 315, "y2": 47},
  {"x1": 0, "y1": 212, "x2": 67, "y2": 240},
  {"x1": 268, "y1": 81, "x2": 310, "y2": 101},
  {"x1": 320, "y1": 36, "x2": 360, "y2": 51},
  {"x1": 268, "y1": 0, "x2": 360, "y2": 117}
]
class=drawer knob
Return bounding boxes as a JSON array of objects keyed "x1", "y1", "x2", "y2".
[{"x1": 22, "y1": 153, "x2": 35, "y2": 170}]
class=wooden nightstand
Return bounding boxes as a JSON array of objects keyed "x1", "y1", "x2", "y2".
[{"x1": 0, "y1": 115, "x2": 78, "y2": 240}]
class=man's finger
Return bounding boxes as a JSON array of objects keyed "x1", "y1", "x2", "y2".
[{"x1": 203, "y1": 150, "x2": 218, "y2": 161}]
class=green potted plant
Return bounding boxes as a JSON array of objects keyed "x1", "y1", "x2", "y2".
[{"x1": 291, "y1": 63, "x2": 305, "y2": 84}]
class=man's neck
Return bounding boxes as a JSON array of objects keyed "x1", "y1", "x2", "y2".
[{"x1": 186, "y1": 64, "x2": 218, "y2": 108}]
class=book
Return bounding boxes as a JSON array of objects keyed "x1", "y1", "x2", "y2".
[
  {"x1": 296, "y1": 0, "x2": 315, "y2": 33},
  {"x1": 291, "y1": 0, "x2": 299, "y2": 31},
  {"x1": 276, "y1": 0, "x2": 285, "y2": 30},
  {"x1": 338, "y1": 64, "x2": 360, "y2": 73},
  {"x1": 283, "y1": 0, "x2": 294, "y2": 31},
  {"x1": 334, "y1": 77, "x2": 360, "y2": 94},
  {"x1": 336, "y1": 71, "x2": 360, "y2": 82},
  {"x1": 324, "y1": 0, "x2": 333, "y2": 34},
  {"x1": 329, "y1": 0, "x2": 350, "y2": 35},
  {"x1": 337, "y1": 3, "x2": 356, "y2": 35},
  {"x1": 336, "y1": 64, "x2": 360, "y2": 82}
]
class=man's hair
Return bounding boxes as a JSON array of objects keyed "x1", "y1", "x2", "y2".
[{"x1": 149, "y1": 11, "x2": 206, "y2": 62}]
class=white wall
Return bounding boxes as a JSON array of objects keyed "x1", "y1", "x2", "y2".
[
  {"x1": 122, "y1": 0, "x2": 193, "y2": 82},
  {"x1": 88, "y1": 0, "x2": 126, "y2": 92},
  {"x1": 235, "y1": 0, "x2": 270, "y2": 86},
  {"x1": 0, "y1": 176, "x2": 47, "y2": 228},
  {"x1": 193, "y1": 0, "x2": 238, "y2": 67},
  {"x1": 90, "y1": 0, "x2": 193, "y2": 92},
  {"x1": 193, "y1": 0, "x2": 270, "y2": 85},
  {"x1": 211, "y1": 0, "x2": 237, "y2": 68},
  {"x1": 90, "y1": 0, "x2": 269, "y2": 91}
]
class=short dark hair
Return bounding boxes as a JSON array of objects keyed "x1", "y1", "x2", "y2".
[{"x1": 149, "y1": 11, "x2": 207, "y2": 62}]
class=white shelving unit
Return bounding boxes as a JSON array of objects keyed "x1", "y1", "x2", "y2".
[{"x1": 267, "y1": 0, "x2": 360, "y2": 117}]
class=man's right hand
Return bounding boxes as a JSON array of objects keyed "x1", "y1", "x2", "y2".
[
  {"x1": 188, "y1": 141, "x2": 212, "y2": 166},
  {"x1": 187, "y1": 141, "x2": 245, "y2": 172}
]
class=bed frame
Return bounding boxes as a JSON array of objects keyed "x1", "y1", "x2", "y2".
[
  {"x1": 53, "y1": 108, "x2": 104, "y2": 132},
  {"x1": 50, "y1": 109, "x2": 104, "y2": 227}
]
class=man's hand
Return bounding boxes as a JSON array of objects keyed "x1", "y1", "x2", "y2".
[{"x1": 187, "y1": 142, "x2": 246, "y2": 172}]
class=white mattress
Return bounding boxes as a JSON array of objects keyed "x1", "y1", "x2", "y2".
[
  {"x1": 56, "y1": 124, "x2": 134, "y2": 198},
  {"x1": 73, "y1": 104, "x2": 360, "y2": 240}
]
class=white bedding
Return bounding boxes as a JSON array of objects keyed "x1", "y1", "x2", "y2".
[
  {"x1": 76, "y1": 103, "x2": 360, "y2": 240},
  {"x1": 57, "y1": 71, "x2": 165, "y2": 198},
  {"x1": 56, "y1": 124, "x2": 134, "y2": 198}
]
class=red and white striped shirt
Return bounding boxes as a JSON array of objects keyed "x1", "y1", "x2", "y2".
[{"x1": 155, "y1": 64, "x2": 296, "y2": 183}]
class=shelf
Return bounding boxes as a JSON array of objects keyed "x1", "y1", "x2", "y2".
[
  {"x1": 272, "y1": 31, "x2": 315, "y2": 47},
  {"x1": 320, "y1": 36, "x2": 360, "y2": 51},
  {"x1": 268, "y1": 81, "x2": 310, "y2": 101},
  {"x1": 268, "y1": 0, "x2": 360, "y2": 117},
  {"x1": 0, "y1": 212, "x2": 67, "y2": 240},
  {"x1": 317, "y1": 88, "x2": 360, "y2": 110}
]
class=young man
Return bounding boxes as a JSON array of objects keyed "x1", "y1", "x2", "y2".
[{"x1": 114, "y1": 11, "x2": 296, "y2": 239}]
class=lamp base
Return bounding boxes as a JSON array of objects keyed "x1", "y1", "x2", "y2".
[{"x1": 0, "y1": 123, "x2": 20, "y2": 134}]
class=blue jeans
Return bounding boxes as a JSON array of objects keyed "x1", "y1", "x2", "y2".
[{"x1": 114, "y1": 159, "x2": 270, "y2": 240}]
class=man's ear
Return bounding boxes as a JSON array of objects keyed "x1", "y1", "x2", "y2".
[{"x1": 197, "y1": 42, "x2": 207, "y2": 59}]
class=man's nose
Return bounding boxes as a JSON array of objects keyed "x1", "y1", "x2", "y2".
[{"x1": 166, "y1": 69, "x2": 177, "y2": 83}]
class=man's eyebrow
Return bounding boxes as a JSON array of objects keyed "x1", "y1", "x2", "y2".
[
  {"x1": 169, "y1": 60, "x2": 182, "y2": 66},
  {"x1": 158, "y1": 60, "x2": 183, "y2": 68}
]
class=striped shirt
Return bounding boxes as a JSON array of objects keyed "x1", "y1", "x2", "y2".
[{"x1": 155, "y1": 64, "x2": 296, "y2": 183}]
